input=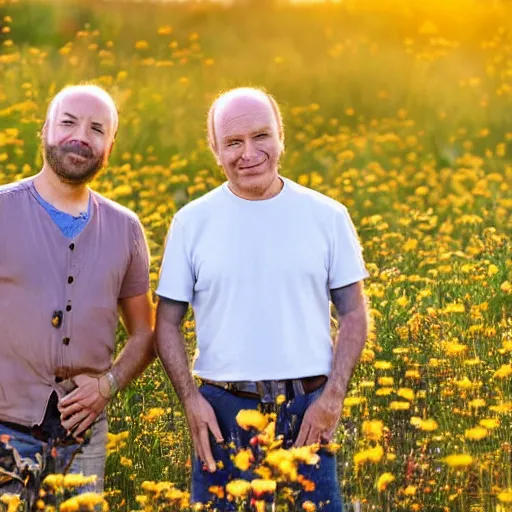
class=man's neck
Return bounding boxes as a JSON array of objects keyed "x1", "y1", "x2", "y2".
[
  {"x1": 34, "y1": 166, "x2": 90, "y2": 216},
  {"x1": 228, "y1": 175, "x2": 284, "y2": 201}
]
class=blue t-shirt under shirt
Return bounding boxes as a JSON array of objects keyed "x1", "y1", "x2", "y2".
[{"x1": 33, "y1": 188, "x2": 91, "y2": 239}]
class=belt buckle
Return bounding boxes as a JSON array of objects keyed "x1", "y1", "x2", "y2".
[{"x1": 257, "y1": 381, "x2": 287, "y2": 413}]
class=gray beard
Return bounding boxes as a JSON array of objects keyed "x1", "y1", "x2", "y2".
[{"x1": 44, "y1": 143, "x2": 105, "y2": 186}]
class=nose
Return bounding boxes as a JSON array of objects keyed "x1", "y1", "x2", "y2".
[
  {"x1": 242, "y1": 138, "x2": 258, "y2": 160},
  {"x1": 72, "y1": 122, "x2": 91, "y2": 147}
]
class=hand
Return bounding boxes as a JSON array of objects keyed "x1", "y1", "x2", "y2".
[
  {"x1": 58, "y1": 374, "x2": 110, "y2": 438},
  {"x1": 184, "y1": 391, "x2": 224, "y2": 473},
  {"x1": 294, "y1": 392, "x2": 342, "y2": 447}
]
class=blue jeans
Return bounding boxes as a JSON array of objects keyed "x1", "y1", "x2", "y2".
[
  {"x1": 0, "y1": 413, "x2": 108, "y2": 495},
  {"x1": 191, "y1": 383, "x2": 344, "y2": 511}
]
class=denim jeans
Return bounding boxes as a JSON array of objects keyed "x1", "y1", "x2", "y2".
[
  {"x1": 191, "y1": 383, "x2": 344, "y2": 511},
  {"x1": 0, "y1": 412, "x2": 108, "y2": 495}
]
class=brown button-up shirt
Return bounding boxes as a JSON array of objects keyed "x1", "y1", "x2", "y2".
[{"x1": 0, "y1": 178, "x2": 150, "y2": 426}]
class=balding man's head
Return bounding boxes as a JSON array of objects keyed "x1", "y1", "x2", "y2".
[
  {"x1": 206, "y1": 87, "x2": 285, "y2": 200},
  {"x1": 45, "y1": 84, "x2": 119, "y2": 138},
  {"x1": 42, "y1": 84, "x2": 118, "y2": 185},
  {"x1": 207, "y1": 87, "x2": 284, "y2": 156}
]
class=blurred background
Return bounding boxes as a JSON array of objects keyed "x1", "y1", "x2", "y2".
[{"x1": 0, "y1": 0, "x2": 511, "y2": 511}]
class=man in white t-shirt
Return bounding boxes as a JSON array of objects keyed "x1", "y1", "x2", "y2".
[{"x1": 155, "y1": 87, "x2": 369, "y2": 511}]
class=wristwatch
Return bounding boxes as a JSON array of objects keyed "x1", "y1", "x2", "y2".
[{"x1": 105, "y1": 370, "x2": 119, "y2": 398}]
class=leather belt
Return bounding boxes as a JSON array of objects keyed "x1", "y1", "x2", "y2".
[{"x1": 199, "y1": 375, "x2": 328, "y2": 402}]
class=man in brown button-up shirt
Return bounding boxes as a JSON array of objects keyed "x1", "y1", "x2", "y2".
[{"x1": 0, "y1": 84, "x2": 155, "y2": 493}]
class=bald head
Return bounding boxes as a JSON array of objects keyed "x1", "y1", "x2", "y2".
[
  {"x1": 42, "y1": 84, "x2": 119, "y2": 186},
  {"x1": 207, "y1": 87, "x2": 284, "y2": 155},
  {"x1": 45, "y1": 84, "x2": 119, "y2": 138}
]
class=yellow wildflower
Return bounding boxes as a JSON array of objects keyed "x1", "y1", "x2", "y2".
[
  {"x1": 236, "y1": 410, "x2": 269, "y2": 431},
  {"x1": 234, "y1": 448, "x2": 253, "y2": 471},
  {"x1": 465, "y1": 426, "x2": 488, "y2": 441},
  {"x1": 376, "y1": 472, "x2": 395, "y2": 492},
  {"x1": 480, "y1": 418, "x2": 500, "y2": 429},
  {"x1": 443, "y1": 454, "x2": 473, "y2": 468},
  {"x1": 251, "y1": 479, "x2": 276, "y2": 497},
  {"x1": 226, "y1": 479, "x2": 251, "y2": 498},
  {"x1": 362, "y1": 420, "x2": 384, "y2": 441},
  {"x1": 389, "y1": 401, "x2": 410, "y2": 411},
  {"x1": 397, "y1": 388, "x2": 415, "y2": 401}
]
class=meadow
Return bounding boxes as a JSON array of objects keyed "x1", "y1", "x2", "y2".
[{"x1": 0, "y1": 0, "x2": 511, "y2": 510}]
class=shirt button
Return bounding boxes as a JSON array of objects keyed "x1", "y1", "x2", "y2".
[
  {"x1": 69, "y1": 243, "x2": 75, "y2": 251},
  {"x1": 66, "y1": 305, "x2": 72, "y2": 312},
  {"x1": 63, "y1": 337, "x2": 70, "y2": 346},
  {"x1": 68, "y1": 276, "x2": 74, "y2": 284}
]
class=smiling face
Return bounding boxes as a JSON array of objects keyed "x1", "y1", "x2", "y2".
[
  {"x1": 43, "y1": 89, "x2": 117, "y2": 185},
  {"x1": 213, "y1": 92, "x2": 284, "y2": 199}
]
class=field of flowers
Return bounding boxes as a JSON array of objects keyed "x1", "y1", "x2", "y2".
[{"x1": 0, "y1": 0, "x2": 511, "y2": 510}]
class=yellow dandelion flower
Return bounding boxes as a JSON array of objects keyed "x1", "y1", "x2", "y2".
[
  {"x1": 443, "y1": 454, "x2": 473, "y2": 468},
  {"x1": 343, "y1": 396, "x2": 365, "y2": 407},
  {"x1": 397, "y1": 388, "x2": 415, "y2": 401},
  {"x1": 290, "y1": 445, "x2": 320, "y2": 465},
  {"x1": 403, "y1": 239, "x2": 418, "y2": 252},
  {"x1": 454, "y1": 377, "x2": 473, "y2": 389},
  {"x1": 59, "y1": 493, "x2": 107, "y2": 512},
  {"x1": 469, "y1": 398, "x2": 486, "y2": 409},
  {"x1": 389, "y1": 401, "x2": 410, "y2": 411},
  {"x1": 135, "y1": 40, "x2": 149, "y2": 50},
  {"x1": 251, "y1": 479, "x2": 276, "y2": 497},
  {"x1": 236, "y1": 410, "x2": 269, "y2": 431},
  {"x1": 488, "y1": 264, "x2": 499, "y2": 276},
  {"x1": 226, "y1": 479, "x2": 251, "y2": 498},
  {"x1": 143, "y1": 407, "x2": 166, "y2": 421},
  {"x1": 376, "y1": 387, "x2": 394, "y2": 396},
  {"x1": 0, "y1": 494, "x2": 21, "y2": 512},
  {"x1": 360, "y1": 349, "x2": 375, "y2": 363},
  {"x1": 480, "y1": 418, "x2": 500, "y2": 430},
  {"x1": 378, "y1": 377, "x2": 394, "y2": 386},
  {"x1": 498, "y1": 490, "x2": 512, "y2": 503},
  {"x1": 374, "y1": 361, "x2": 393, "y2": 370},
  {"x1": 302, "y1": 501, "x2": 317, "y2": 511},
  {"x1": 63, "y1": 474, "x2": 97, "y2": 488},
  {"x1": 234, "y1": 448, "x2": 253, "y2": 471},
  {"x1": 443, "y1": 341, "x2": 468, "y2": 356},
  {"x1": 362, "y1": 420, "x2": 384, "y2": 441},
  {"x1": 495, "y1": 364, "x2": 512, "y2": 379},
  {"x1": 465, "y1": 426, "x2": 488, "y2": 441},
  {"x1": 376, "y1": 472, "x2": 395, "y2": 492},
  {"x1": 354, "y1": 444, "x2": 384, "y2": 466},
  {"x1": 404, "y1": 485, "x2": 417, "y2": 496}
]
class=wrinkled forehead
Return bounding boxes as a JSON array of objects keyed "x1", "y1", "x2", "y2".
[
  {"x1": 214, "y1": 94, "x2": 279, "y2": 138},
  {"x1": 47, "y1": 90, "x2": 117, "y2": 135}
]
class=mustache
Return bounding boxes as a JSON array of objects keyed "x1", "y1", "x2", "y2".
[{"x1": 59, "y1": 141, "x2": 93, "y2": 159}]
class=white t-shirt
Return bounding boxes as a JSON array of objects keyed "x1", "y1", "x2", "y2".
[{"x1": 156, "y1": 177, "x2": 369, "y2": 381}]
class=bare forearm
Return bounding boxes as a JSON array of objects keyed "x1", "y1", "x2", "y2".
[
  {"x1": 324, "y1": 306, "x2": 368, "y2": 400},
  {"x1": 111, "y1": 330, "x2": 155, "y2": 390},
  {"x1": 155, "y1": 299, "x2": 198, "y2": 403},
  {"x1": 324, "y1": 281, "x2": 369, "y2": 401}
]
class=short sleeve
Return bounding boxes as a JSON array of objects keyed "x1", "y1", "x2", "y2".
[
  {"x1": 119, "y1": 217, "x2": 151, "y2": 299},
  {"x1": 156, "y1": 215, "x2": 195, "y2": 303},
  {"x1": 328, "y1": 206, "x2": 369, "y2": 289}
]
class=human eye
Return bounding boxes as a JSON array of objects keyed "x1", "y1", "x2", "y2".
[
  {"x1": 92, "y1": 126, "x2": 104, "y2": 134},
  {"x1": 254, "y1": 132, "x2": 268, "y2": 139},
  {"x1": 61, "y1": 119, "x2": 74, "y2": 125}
]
